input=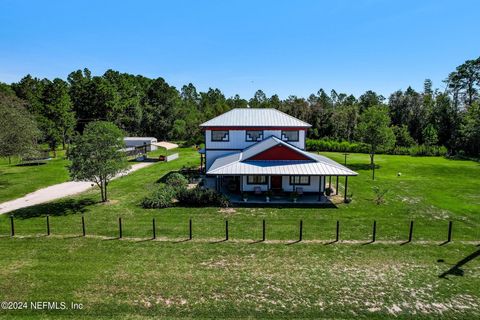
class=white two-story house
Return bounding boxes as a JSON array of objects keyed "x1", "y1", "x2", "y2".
[{"x1": 199, "y1": 108, "x2": 357, "y2": 202}]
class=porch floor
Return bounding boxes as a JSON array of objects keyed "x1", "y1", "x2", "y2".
[{"x1": 227, "y1": 192, "x2": 335, "y2": 207}]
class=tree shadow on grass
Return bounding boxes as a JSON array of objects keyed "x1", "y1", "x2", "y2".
[
  {"x1": 10, "y1": 198, "x2": 97, "y2": 219},
  {"x1": 439, "y1": 249, "x2": 480, "y2": 278},
  {"x1": 15, "y1": 162, "x2": 47, "y2": 167},
  {"x1": 345, "y1": 163, "x2": 381, "y2": 171}
]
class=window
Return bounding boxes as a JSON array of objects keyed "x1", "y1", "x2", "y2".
[
  {"x1": 246, "y1": 130, "x2": 263, "y2": 142},
  {"x1": 281, "y1": 130, "x2": 299, "y2": 142},
  {"x1": 211, "y1": 130, "x2": 229, "y2": 142},
  {"x1": 247, "y1": 175, "x2": 267, "y2": 184},
  {"x1": 289, "y1": 176, "x2": 310, "y2": 185}
]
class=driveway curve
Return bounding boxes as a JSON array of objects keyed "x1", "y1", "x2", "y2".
[{"x1": 0, "y1": 162, "x2": 154, "y2": 215}]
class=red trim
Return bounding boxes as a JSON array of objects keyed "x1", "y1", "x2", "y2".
[
  {"x1": 247, "y1": 144, "x2": 311, "y2": 161},
  {"x1": 202, "y1": 127, "x2": 307, "y2": 131}
]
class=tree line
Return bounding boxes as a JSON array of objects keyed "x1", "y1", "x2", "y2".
[{"x1": 0, "y1": 56, "x2": 479, "y2": 159}]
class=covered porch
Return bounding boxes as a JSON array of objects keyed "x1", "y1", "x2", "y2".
[{"x1": 211, "y1": 174, "x2": 351, "y2": 203}]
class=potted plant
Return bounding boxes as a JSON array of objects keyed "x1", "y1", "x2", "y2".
[
  {"x1": 242, "y1": 192, "x2": 248, "y2": 202},
  {"x1": 265, "y1": 190, "x2": 273, "y2": 202},
  {"x1": 325, "y1": 187, "x2": 333, "y2": 197},
  {"x1": 290, "y1": 190, "x2": 299, "y2": 203}
]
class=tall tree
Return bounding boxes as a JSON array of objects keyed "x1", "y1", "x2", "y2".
[
  {"x1": 358, "y1": 90, "x2": 385, "y2": 113},
  {"x1": 68, "y1": 121, "x2": 129, "y2": 202},
  {"x1": 357, "y1": 106, "x2": 395, "y2": 180},
  {"x1": 41, "y1": 78, "x2": 76, "y2": 152},
  {"x1": 0, "y1": 92, "x2": 40, "y2": 163}
]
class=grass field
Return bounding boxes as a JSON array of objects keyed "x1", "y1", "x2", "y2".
[
  {"x1": 0, "y1": 239, "x2": 478, "y2": 319},
  {"x1": 0, "y1": 148, "x2": 479, "y2": 318},
  {"x1": 0, "y1": 150, "x2": 70, "y2": 203}
]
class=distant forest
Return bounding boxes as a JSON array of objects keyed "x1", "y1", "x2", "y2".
[{"x1": 0, "y1": 56, "x2": 479, "y2": 157}]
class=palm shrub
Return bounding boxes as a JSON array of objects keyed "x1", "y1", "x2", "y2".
[{"x1": 141, "y1": 184, "x2": 176, "y2": 209}]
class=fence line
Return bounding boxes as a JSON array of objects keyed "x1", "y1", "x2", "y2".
[{"x1": 2, "y1": 216, "x2": 476, "y2": 245}]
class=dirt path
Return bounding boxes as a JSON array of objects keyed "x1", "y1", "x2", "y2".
[{"x1": 0, "y1": 162, "x2": 154, "y2": 215}]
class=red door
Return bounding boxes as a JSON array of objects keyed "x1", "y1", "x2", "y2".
[{"x1": 271, "y1": 176, "x2": 282, "y2": 190}]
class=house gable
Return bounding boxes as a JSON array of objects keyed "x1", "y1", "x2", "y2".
[{"x1": 246, "y1": 144, "x2": 312, "y2": 161}]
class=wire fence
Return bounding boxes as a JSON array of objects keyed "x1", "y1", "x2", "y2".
[{"x1": 2, "y1": 215, "x2": 479, "y2": 244}]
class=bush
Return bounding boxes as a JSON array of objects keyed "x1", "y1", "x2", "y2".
[
  {"x1": 165, "y1": 172, "x2": 188, "y2": 192},
  {"x1": 306, "y1": 139, "x2": 448, "y2": 157},
  {"x1": 141, "y1": 185, "x2": 176, "y2": 209},
  {"x1": 177, "y1": 187, "x2": 230, "y2": 207}
]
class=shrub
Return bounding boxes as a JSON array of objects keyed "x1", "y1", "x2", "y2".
[
  {"x1": 141, "y1": 185, "x2": 176, "y2": 209},
  {"x1": 165, "y1": 172, "x2": 188, "y2": 192},
  {"x1": 306, "y1": 139, "x2": 448, "y2": 157},
  {"x1": 177, "y1": 187, "x2": 230, "y2": 207}
]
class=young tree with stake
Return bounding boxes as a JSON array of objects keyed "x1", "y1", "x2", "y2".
[{"x1": 68, "y1": 121, "x2": 129, "y2": 202}]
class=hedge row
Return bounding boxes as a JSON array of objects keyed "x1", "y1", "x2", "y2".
[{"x1": 306, "y1": 139, "x2": 448, "y2": 157}]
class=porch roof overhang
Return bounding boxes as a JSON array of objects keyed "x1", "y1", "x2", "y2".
[
  {"x1": 207, "y1": 159, "x2": 357, "y2": 176},
  {"x1": 207, "y1": 136, "x2": 357, "y2": 176}
]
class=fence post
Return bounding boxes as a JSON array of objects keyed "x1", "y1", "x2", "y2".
[
  {"x1": 408, "y1": 220, "x2": 414, "y2": 243},
  {"x1": 118, "y1": 217, "x2": 122, "y2": 239},
  {"x1": 336, "y1": 220, "x2": 339, "y2": 242},
  {"x1": 82, "y1": 215, "x2": 86, "y2": 237},
  {"x1": 10, "y1": 215, "x2": 14, "y2": 237},
  {"x1": 225, "y1": 220, "x2": 229, "y2": 241},
  {"x1": 46, "y1": 215, "x2": 50, "y2": 236},
  {"x1": 262, "y1": 219, "x2": 266, "y2": 242},
  {"x1": 189, "y1": 219, "x2": 192, "y2": 240},
  {"x1": 299, "y1": 220, "x2": 303, "y2": 242},
  {"x1": 152, "y1": 218, "x2": 156, "y2": 240},
  {"x1": 447, "y1": 221, "x2": 453, "y2": 242},
  {"x1": 372, "y1": 220, "x2": 376, "y2": 242}
]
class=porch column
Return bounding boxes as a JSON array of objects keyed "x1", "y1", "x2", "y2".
[
  {"x1": 344, "y1": 176, "x2": 348, "y2": 203},
  {"x1": 200, "y1": 154, "x2": 204, "y2": 173},
  {"x1": 336, "y1": 176, "x2": 339, "y2": 195},
  {"x1": 318, "y1": 175, "x2": 322, "y2": 201},
  {"x1": 329, "y1": 176, "x2": 332, "y2": 189}
]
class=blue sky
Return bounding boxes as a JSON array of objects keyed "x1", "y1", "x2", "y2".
[{"x1": 1, "y1": 0, "x2": 479, "y2": 99}]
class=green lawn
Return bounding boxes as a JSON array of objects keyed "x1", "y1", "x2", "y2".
[
  {"x1": 0, "y1": 150, "x2": 70, "y2": 203},
  {"x1": 1, "y1": 149, "x2": 478, "y2": 242},
  {"x1": 0, "y1": 149, "x2": 479, "y2": 319},
  {"x1": 0, "y1": 239, "x2": 478, "y2": 319}
]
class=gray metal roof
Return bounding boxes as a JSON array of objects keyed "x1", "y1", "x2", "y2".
[
  {"x1": 207, "y1": 137, "x2": 357, "y2": 176},
  {"x1": 200, "y1": 108, "x2": 311, "y2": 128}
]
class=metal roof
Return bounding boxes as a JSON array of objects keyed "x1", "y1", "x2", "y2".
[
  {"x1": 152, "y1": 141, "x2": 178, "y2": 150},
  {"x1": 200, "y1": 108, "x2": 311, "y2": 128},
  {"x1": 207, "y1": 137, "x2": 357, "y2": 176},
  {"x1": 124, "y1": 137, "x2": 157, "y2": 141}
]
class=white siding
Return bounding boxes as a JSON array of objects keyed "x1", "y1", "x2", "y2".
[
  {"x1": 241, "y1": 176, "x2": 269, "y2": 192},
  {"x1": 282, "y1": 176, "x2": 323, "y2": 192},
  {"x1": 205, "y1": 130, "x2": 305, "y2": 152},
  {"x1": 238, "y1": 175, "x2": 323, "y2": 193}
]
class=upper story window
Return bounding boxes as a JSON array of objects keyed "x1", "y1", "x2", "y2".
[
  {"x1": 246, "y1": 130, "x2": 263, "y2": 142},
  {"x1": 211, "y1": 130, "x2": 229, "y2": 142},
  {"x1": 281, "y1": 130, "x2": 299, "y2": 142}
]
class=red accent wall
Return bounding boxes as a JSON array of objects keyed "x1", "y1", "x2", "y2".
[{"x1": 248, "y1": 145, "x2": 311, "y2": 161}]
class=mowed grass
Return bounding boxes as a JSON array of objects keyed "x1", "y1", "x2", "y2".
[
  {"x1": 0, "y1": 150, "x2": 70, "y2": 203},
  {"x1": 0, "y1": 149, "x2": 478, "y2": 242},
  {"x1": 0, "y1": 238, "x2": 478, "y2": 319},
  {"x1": 0, "y1": 149, "x2": 479, "y2": 318}
]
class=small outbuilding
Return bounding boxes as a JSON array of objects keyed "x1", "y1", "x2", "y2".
[{"x1": 124, "y1": 137, "x2": 158, "y2": 152}]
